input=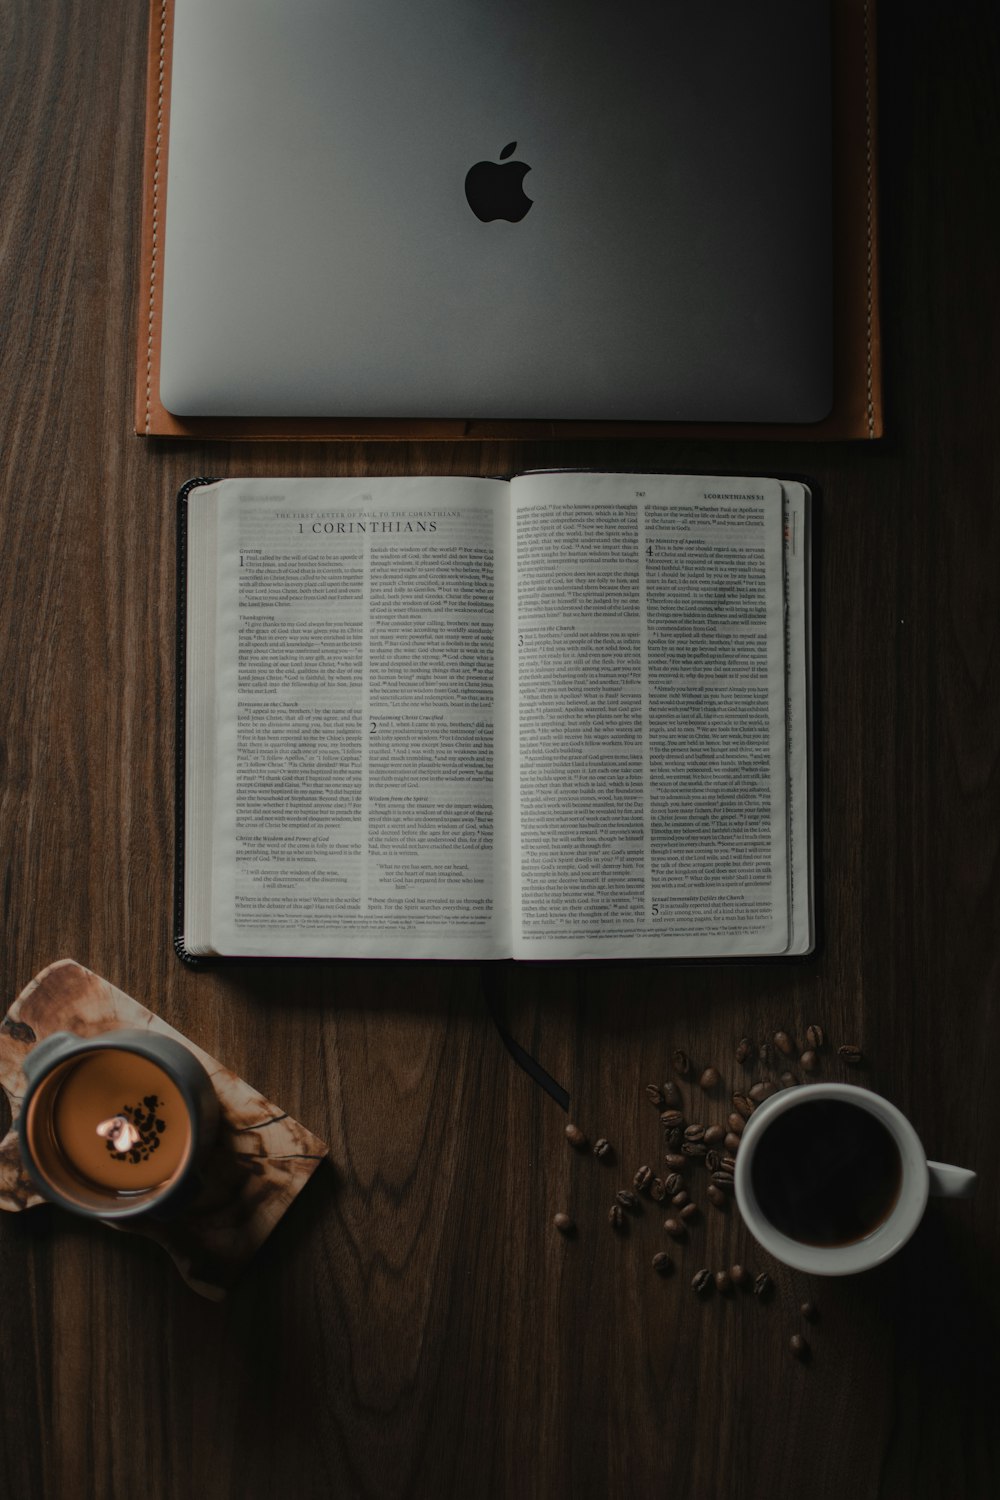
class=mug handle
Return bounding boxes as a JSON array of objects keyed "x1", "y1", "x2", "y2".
[{"x1": 927, "y1": 1161, "x2": 977, "y2": 1198}]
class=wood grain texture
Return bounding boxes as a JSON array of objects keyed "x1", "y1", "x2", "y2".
[{"x1": 0, "y1": 1, "x2": 997, "y2": 1497}]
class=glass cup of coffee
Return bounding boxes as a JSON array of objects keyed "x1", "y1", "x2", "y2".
[
  {"x1": 734, "y1": 1083, "x2": 976, "y2": 1275},
  {"x1": 18, "y1": 1029, "x2": 220, "y2": 1222}
]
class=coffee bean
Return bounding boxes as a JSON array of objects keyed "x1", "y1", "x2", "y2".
[
  {"x1": 671, "y1": 1190, "x2": 689, "y2": 1208},
  {"x1": 660, "y1": 1109, "x2": 685, "y2": 1129},
  {"x1": 645, "y1": 1083, "x2": 666, "y2": 1107},
  {"x1": 724, "y1": 1132, "x2": 742, "y2": 1153},
  {"x1": 553, "y1": 1213, "x2": 574, "y2": 1234},
  {"x1": 704, "y1": 1125, "x2": 726, "y2": 1146},
  {"x1": 565, "y1": 1123, "x2": 588, "y2": 1148},
  {"x1": 651, "y1": 1177, "x2": 667, "y2": 1202},
  {"x1": 720, "y1": 1155, "x2": 737, "y2": 1174},
  {"x1": 593, "y1": 1137, "x2": 612, "y2": 1159},
  {"x1": 633, "y1": 1165, "x2": 653, "y2": 1192},
  {"x1": 707, "y1": 1184, "x2": 726, "y2": 1207},
  {"x1": 799, "y1": 1049, "x2": 819, "y2": 1072},
  {"x1": 683, "y1": 1123, "x2": 706, "y2": 1142},
  {"x1": 699, "y1": 1066, "x2": 720, "y2": 1090},
  {"x1": 735, "y1": 1037, "x2": 753, "y2": 1064},
  {"x1": 664, "y1": 1153, "x2": 686, "y2": 1169},
  {"x1": 749, "y1": 1081, "x2": 776, "y2": 1102},
  {"x1": 727, "y1": 1112, "x2": 746, "y2": 1135},
  {"x1": 609, "y1": 1204, "x2": 626, "y2": 1231},
  {"x1": 663, "y1": 1172, "x2": 684, "y2": 1196},
  {"x1": 616, "y1": 1189, "x2": 640, "y2": 1211},
  {"x1": 773, "y1": 1030, "x2": 795, "y2": 1056},
  {"x1": 729, "y1": 1264, "x2": 748, "y2": 1287},
  {"x1": 838, "y1": 1043, "x2": 863, "y2": 1065},
  {"x1": 800, "y1": 1301, "x2": 819, "y2": 1322},
  {"x1": 664, "y1": 1217, "x2": 687, "y2": 1239},
  {"x1": 789, "y1": 1334, "x2": 809, "y2": 1361},
  {"x1": 806, "y1": 1023, "x2": 825, "y2": 1049},
  {"x1": 652, "y1": 1251, "x2": 674, "y2": 1276},
  {"x1": 679, "y1": 1202, "x2": 698, "y2": 1222},
  {"x1": 665, "y1": 1126, "x2": 683, "y2": 1150},
  {"x1": 732, "y1": 1093, "x2": 755, "y2": 1119},
  {"x1": 672, "y1": 1049, "x2": 691, "y2": 1077},
  {"x1": 779, "y1": 1072, "x2": 798, "y2": 1088},
  {"x1": 715, "y1": 1270, "x2": 731, "y2": 1293},
  {"x1": 681, "y1": 1142, "x2": 707, "y2": 1158},
  {"x1": 662, "y1": 1081, "x2": 681, "y2": 1108},
  {"x1": 691, "y1": 1268, "x2": 713, "y2": 1295},
  {"x1": 758, "y1": 1041, "x2": 772, "y2": 1066},
  {"x1": 753, "y1": 1272, "x2": 773, "y2": 1298},
  {"x1": 710, "y1": 1172, "x2": 735, "y2": 1190},
  {"x1": 705, "y1": 1150, "x2": 720, "y2": 1172}
]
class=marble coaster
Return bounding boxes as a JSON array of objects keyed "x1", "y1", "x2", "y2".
[{"x1": 0, "y1": 959, "x2": 328, "y2": 1299}]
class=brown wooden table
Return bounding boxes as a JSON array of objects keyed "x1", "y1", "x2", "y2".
[{"x1": 1, "y1": 3, "x2": 997, "y2": 1496}]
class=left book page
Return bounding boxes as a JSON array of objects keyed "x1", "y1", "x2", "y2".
[{"x1": 183, "y1": 477, "x2": 512, "y2": 959}]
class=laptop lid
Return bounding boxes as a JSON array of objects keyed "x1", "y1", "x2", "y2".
[{"x1": 160, "y1": 0, "x2": 832, "y2": 422}]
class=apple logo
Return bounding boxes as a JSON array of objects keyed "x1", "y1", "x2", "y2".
[{"x1": 464, "y1": 142, "x2": 533, "y2": 223}]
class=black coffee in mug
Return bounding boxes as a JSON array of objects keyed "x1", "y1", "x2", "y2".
[{"x1": 750, "y1": 1099, "x2": 903, "y2": 1246}]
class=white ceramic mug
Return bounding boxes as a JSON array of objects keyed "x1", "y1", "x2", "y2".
[{"x1": 733, "y1": 1082, "x2": 976, "y2": 1275}]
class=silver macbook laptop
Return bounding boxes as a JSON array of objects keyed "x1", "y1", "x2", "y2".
[{"x1": 160, "y1": 0, "x2": 831, "y2": 422}]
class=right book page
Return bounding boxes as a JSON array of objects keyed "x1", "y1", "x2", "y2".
[{"x1": 508, "y1": 473, "x2": 808, "y2": 960}]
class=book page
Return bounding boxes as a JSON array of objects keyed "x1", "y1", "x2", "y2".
[
  {"x1": 187, "y1": 477, "x2": 511, "y2": 958},
  {"x1": 782, "y1": 483, "x2": 814, "y2": 955},
  {"x1": 508, "y1": 473, "x2": 791, "y2": 959}
]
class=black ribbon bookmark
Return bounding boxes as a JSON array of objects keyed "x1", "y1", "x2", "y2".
[{"x1": 480, "y1": 968, "x2": 569, "y2": 1112}]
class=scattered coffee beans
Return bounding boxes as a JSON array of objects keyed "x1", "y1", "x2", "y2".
[
  {"x1": 806, "y1": 1024, "x2": 824, "y2": 1049},
  {"x1": 753, "y1": 1272, "x2": 773, "y2": 1298},
  {"x1": 732, "y1": 1093, "x2": 755, "y2": 1119},
  {"x1": 735, "y1": 1036, "x2": 753, "y2": 1064},
  {"x1": 679, "y1": 1202, "x2": 698, "y2": 1222},
  {"x1": 758, "y1": 1041, "x2": 772, "y2": 1066},
  {"x1": 650, "y1": 1176, "x2": 666, "y2": 1202},
  {"x1": 800, "y1": 1301, "x2": 819, "y2": 1322},
  {"x1": 553, "y1": 1213, "x2": 574, "y2": 1234},
  {"x1": 705, "y1": 1150, "x2": 721, "y2": 1172},
  {"x1": 749, "y1": 1081, "x2": 776, "y2": 1103},
  {"x1": 710, "y1": 1171, "x2": 735, "y2": 1190},
  {"x1": 715, "y1": 1270, "x2": 731, "y2": 1293},
  {"x1": 652, "y1": 1251, "x2": 673, "y2": 1275},
  {"x1": 593, "y1": 1138, "x2": 612, "y2": 1159},
  {"x1": 692, "y1": 1269, "x2": 713, "y2": 1294},
  {"x1": 665, "y1": 1127, "x2": 683, "y2": 1150},
  {"x1": 664, "y1": 1218, "x2": 686, "y2": 1239},
  {"x1": 663, "y1": 1172, "x2": 684, "y2": 1196},
  {"x1": 729, "y1": 1264, "x2": 747, "y2": 1286},
  {"x1": 704, "y1": 1125, "x2": 726, "y2": 1146},
  {"x1": 699, "y1": 1066, "x2": 720, "y2": 1090},
  {"x1": 645, "y1": 1083, "x2": 666, "y2": 1107},
  {"x1": 724, "y1": 1132, "x2": 742, "y2": 1153},
  {"x1": 838, "y1": 1044, "x2": 863, "y2": 1065},
  {"x1": 682, "y1": 1142, "x2": 708, "y2": 1158},
  {"x1": 799, "y1": 1049, "x2": 819, "y2": 1072},
  {"x1": 671, "y1": 1190, "x2": 689, "y2": 1208},
  {"x1": 727, "y1": 1112, "x2": 746, "y2": 1135},
  {"x1": 779, "y1": 1072, "x2": 798, "y2": 1088},
  {"x1": 609, "y1": 1204, "x2": 626, "y2": 1230},
  {"x1": 683, "y1": 1123, "x2": 706, "y2": 1142},
  {"x1": 672, "y1": 1049, "x2": 691, "y2": 1076},
  {"x1": 773, "y1": 1030, "x2": 794, "y2": 1056},
  {"x1": 662, "y1": 1081, "x2": 681, "y2": 1108},
  {"x1": 707, "y1": 1184, "x2": 726, "y2": 1207},
  {"x1": 616, "y1": 1189, "x2": 640, "y2": 1211},
  {"x1": 720, "y1": 1155, "x2": 737, "y2": 1174},
  {"x1": 789, "y1": 1333, "x2": 809, "y2": 1360},
  {"x1": 634, "y1": 1165, "x2": 654, "y2": 1192},
  {"x1": 664, "y1": 1152, "x2": 686, "y2": 1169},
  {"x1": 565, "y1": 1123, "x2": 588, "y2": 1148},
  {"x1": 660, "y1": 1109, "x2": 685, "y2": 1129}
]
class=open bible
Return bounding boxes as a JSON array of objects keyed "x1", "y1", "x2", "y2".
[{"x1": 179, "y1": 473, "x2": 814, "y2": 961}]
